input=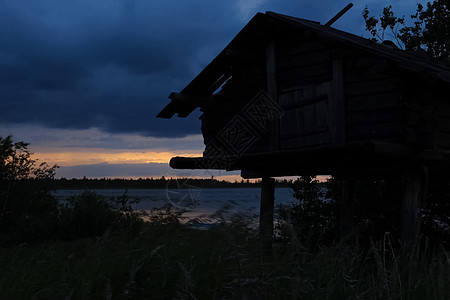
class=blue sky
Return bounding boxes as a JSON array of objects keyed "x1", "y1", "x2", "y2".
[{"x1": 0, "y1": 0, "x2": 421, "y2": 178}]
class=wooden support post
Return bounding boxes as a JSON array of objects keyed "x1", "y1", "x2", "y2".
[
  {"x1": 259, "y1": 177, "x2": 275, "y2": 252},
  {"x1": 401, "y1": 167, "x2": 428, "y2": 250},
  {"x1": 339, "y1": 179, "x2": 355, "y2": 239}
]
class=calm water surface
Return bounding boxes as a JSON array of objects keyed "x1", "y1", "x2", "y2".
[{"x1": 53, "y1": 187, "x2": 297, "y2": 221}]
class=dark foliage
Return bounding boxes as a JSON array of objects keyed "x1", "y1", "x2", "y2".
[
  {"x1": 277, "y1": 176, "x2": 339, "y2": 247},
  {"x1": 284, "y1": 174, "x2": 450, "y2": 248},
  {"x1": 58, "y1": 191, "x2": 117, "y2": 239},
  {"x1": 0, "y1": 135, "x2": 144, "y2": 245},
  {"x1": 0, "y1": 135, "x2": 59, "y2": 245},
  {"x1": 50, "y1": 176, "x2": 271, "y2": 190},
  {"x1": 57, "y1": 190, "x2": 144, "y2": 240},
  {"x1": 422, "y1": 173, "x2": 450, "y2": 246},
  {"x1": 363, "y1": 1, "x2": 450, "y2": 63}
]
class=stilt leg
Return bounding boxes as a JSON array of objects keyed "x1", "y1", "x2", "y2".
[{"x1": 259, "y1": 177, "x2": 275, "y2": 252}]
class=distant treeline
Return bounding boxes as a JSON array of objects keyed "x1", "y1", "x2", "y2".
[{"x1": 47, "y1": 177, "x2": 294, "y2": 190}]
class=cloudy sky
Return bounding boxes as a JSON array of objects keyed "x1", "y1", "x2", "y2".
[{"x1": 0, "y1": 0, "x2": 420, "y2": 179}]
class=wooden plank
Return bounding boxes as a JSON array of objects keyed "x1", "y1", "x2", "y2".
[
  {"x1": 278, "y1": 75, "x2": 332, "y2": 90},
  {"x1": 207, "y1": 72, "x2": 232, "y2": 94},
  {"x1": 280, "y1": 94, "x2": 328, "y2": 110},
  {"x1": 345, "y1": 55, "x2": 387, "y2": 71},
  {"x1": 281, "y1": 132, "x2": 331, "y2": 149},
  {"x1": 347, "y1": 109, "x2": 399, "y2": 126},
  {"x1": 279, "y1": 81, "x2": 331, "y2": 96},
  {"x1": 331, "y1": 53, "x2": 346, "y2": 145},
  {"x1": 280, "y1": 125, "x2": 329, "y2": 140},
  {"x1": 278, "y1": 63, "x2": 333, "y2": 83},
  {"x1": 266, "y1": 41, "x2": 278, "y2": 99},
  {"x1": 277, "y1": 39, "x2": 330, "y2": 57},
  {"x1": 346, "y1": 78, "x2": 398, "y2": 97},
  {"x1": 347, "y1": 122, "x2": 401, "y2": 141},
  {"x1": 266, "y1": 40, "x2": 279, "y2": 151},
  {"x1": 277, "y1": 49, "x2": 332, "y2": 69},
  {"x1": 435, "y1": 116, "x2": 450, "y2": 133},
  {"x1": 278, "y1": 69, "x2": 333, "y2": 85},
  {"x1": 347, "y1": 93, "x2": 399, "y2": 112},
  {"x1": 345, "y1": 71, "x2": 394, "y2": 84},
  {"x1": 279, "y1": 82, "x2": 332, "y2": 149},
  {"x1": 434, "y1": 132, "x2": 450, "y2": 149},
  {"x1": 225, "y1": 48, "x2": 263, "y2": 61},
  {"x1": 280, "y1": 102, "x2": 330, "y2": 137},
  {"x1": 278, "y1": 75, "x2": 332, "y2": 91}
]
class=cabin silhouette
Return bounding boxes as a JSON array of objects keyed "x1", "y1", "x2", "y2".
[{"x1": 158, "y1": 11, "x2": 450, "y2": 247}]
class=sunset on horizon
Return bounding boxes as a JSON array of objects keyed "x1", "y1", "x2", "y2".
[
  {"x1": 0, "y1": 0, "x2": 419, "y2": 179},
  {"x1": 3, "y1": 1, "x2": 450, "y2": 297}
]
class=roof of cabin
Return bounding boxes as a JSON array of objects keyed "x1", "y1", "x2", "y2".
[{"x1": 157, "y1": 11, "x2": 450, "y2": 119}]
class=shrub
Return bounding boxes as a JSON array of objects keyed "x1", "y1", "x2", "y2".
[
  {"x1": 0, "y1": 135, "x2": 58, "y2": 245},
  {"x1": 58, "y1": 190, "x2": 143, "y2": 240},
  {"x1": 276, "y1": 176, "x2": 339, "y2": 247}
]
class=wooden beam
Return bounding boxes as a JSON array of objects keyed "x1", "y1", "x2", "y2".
[
  {"x1": 259, "y1": 177, "x2": 275, "y2": 252},
  {"x1": 331, "y1": 51, "x2": 346, "y2": 145},
  {"x1": 225, "y1": 48, "x2": 262, "y2": 61},
  {"x1": 168, "y1": 92, "x2": 210, "y2": 106},
  {"x1": 266, "y1": 40, "x2": 280, "y2": 151},
  {"x1": 206, "y1": 71, "x2": 232, "y2": 94},
  {"x1": 324, "y1": 3, "x2": 354, "y2": 27}
]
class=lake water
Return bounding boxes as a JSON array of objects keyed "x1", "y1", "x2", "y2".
[{"x1": 53, "y1": 187, "x2": 297, "y2": 222}]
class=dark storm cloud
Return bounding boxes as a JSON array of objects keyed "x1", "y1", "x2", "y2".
[
  {"x1": 0, "y1": 0, "x2": 405, "y2": 138},
  {"x1": 0, "y1": 0, "x2": 244, "y2": 138}
]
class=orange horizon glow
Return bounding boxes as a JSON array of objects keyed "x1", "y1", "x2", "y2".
[{"x1": 32, "y1": 149, "x2": 203, "y2": 167}]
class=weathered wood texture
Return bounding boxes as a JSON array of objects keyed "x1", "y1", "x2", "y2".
[
  {"x1": 266, "y1": 40, "x2": 280, "y2": 151},
  {"x1": 279, "y1": 82, "x2": 332, "y2": 149},
  {"x1": 276, "y1": 37, "x2": 333, "y2": 90},
  {"x1": 344, "y1": 52, "x2": 402, "y2": 144},
  {"x1": 198, "y1": 27, "x2": 450, "y2": 161}
]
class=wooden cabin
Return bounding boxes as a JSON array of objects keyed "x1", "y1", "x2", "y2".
[{"x1": 158, "y1": 11, "x2": 450, "y2": 247}]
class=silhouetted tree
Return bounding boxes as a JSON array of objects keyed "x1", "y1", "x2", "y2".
[
  {"x1": 0, "y1": 135, "x2": 58, "y2": 244},
  {"x1": 363, "y1": 1, "x2": 450, "y2": 63},
  {"x1": 363, "y1": 1, "x2": 450, "y2": 245},
  {"x1": 277, "y1": 176, "x2": 339, "y2": 247}
]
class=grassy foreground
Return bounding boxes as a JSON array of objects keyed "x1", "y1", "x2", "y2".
[{"x1": 1, "y1": 219, "x2": 450, "y2": 300}]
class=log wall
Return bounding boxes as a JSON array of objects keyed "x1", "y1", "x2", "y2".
[{"x1": 200, "y1": 33, "x2": 450, "y2": 157}]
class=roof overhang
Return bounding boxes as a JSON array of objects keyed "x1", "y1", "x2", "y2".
[{"x1": 157, "y1": 11, "x2": 450, "y2": 120}]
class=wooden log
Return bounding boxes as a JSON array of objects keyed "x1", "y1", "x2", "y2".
[
  {"x1": 347, "y1": 93, "x2": 399, "y2": 112},
  {"x1": 276, "y1": 40, "x2": 329, "y2": 58},
  {"x1": 347, "y1": 109, "x2": 399, "y2": 126},
  {"x1": 277, "y1": 49, "x2": 332, "y2": 69},
  {"x1": 347, "y1": 122, "x2": 400, "y2": 141},
  {"x1": 259, "y1": 177, "x2": 275, "y2": 252},
  {"x1": 346, "y1": 78, "x2": 398, "y2": 97},
  {"x1": 401, "y1": 167, "x2": 428, "y2": 250}
]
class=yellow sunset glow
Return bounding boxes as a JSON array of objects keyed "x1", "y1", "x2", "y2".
[{"x1": 33, "y1": 150, "x2": 202, "y2": 167}]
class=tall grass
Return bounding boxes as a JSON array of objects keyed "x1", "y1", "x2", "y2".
[{"x1": 1, "y1": 215, "x2": 449, "y2": 299}]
